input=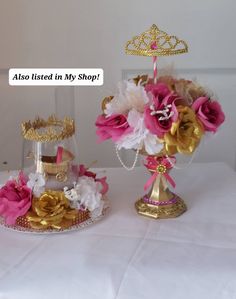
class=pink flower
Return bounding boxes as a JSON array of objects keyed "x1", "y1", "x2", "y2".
[
  {"x1": 144, "y1": 83, "x2": 179, "y2": 138},
  {"x1": 145, "y1": 83, "x2": 170, "y2": 103},
  {"x1": 95, "y1": 114, "x2": 131, "y2": 142},
  {"x1": 192, "y1": 97, "x2": 225, "y2": 132},
  {"x1": 0, "y1": 172, "x2": 32, "y2": 225}
]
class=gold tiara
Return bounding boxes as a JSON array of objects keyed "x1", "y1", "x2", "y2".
[
  {"x1": 125, "y1": 24, "x2": 188, "y2": 57},
  {"x1": 22, "y1": 115, "x2": 75, "y2": 142}
]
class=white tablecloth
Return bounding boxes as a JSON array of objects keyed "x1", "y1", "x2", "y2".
[{"x1": 1, "y1": 163, "x2": 236, "y2": 299}]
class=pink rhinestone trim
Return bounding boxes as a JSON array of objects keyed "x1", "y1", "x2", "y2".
[{"x1": 143, "y1": 195, "x2": 178, "y2": 206}]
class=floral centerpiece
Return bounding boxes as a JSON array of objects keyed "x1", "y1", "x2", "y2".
[
  {"x1": 95, "y1": 25, "x2": 225, "y2": 219},
  {"x1": 0, "y1": 165, "x2": 108, "y2": 231},
  {"x1": 0, "y1": 116, "x2": 109, "y2": 232},
  {"x1": 0, "y1": 166, "x2": 108, "y2": 232}
]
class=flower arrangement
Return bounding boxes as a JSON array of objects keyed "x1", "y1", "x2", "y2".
[
  {"x1": 96, "y1": 75, "x2": 225, "y2": 157},
  {"x1": 95, "y1": 72, "x2": 225, "y2": 219},
  {"x1": 98, "y1": 23, "x2": 226, "y2": 219},
  {"x1": 0, "y1": 165, "x2": 108, "y2": 231},
  {"x1": 0, "y1": 115, "x2": 110, "y2": 232}
]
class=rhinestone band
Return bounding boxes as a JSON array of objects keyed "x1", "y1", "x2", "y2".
[{"x1": 143, "y1": 195, "x2": 178, "y2": 206}]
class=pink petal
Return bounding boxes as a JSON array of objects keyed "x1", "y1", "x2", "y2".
[
  {"x1": 198, "y1": 106, "x2": 209, "y2": 120},
  {"x1": 192, "y1": 97, "x2": 208, "y2": 111}
]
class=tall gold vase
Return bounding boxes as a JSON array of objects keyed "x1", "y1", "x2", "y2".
[{"x1": 135, "y1": 155, "x2": 187, "y2": 219}]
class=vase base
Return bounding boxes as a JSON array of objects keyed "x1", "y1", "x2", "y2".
[{"x1": 135, "y1": 196, "x2": 187, "y2": 219}]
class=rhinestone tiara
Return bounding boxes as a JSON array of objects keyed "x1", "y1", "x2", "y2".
[{"x1": 125, "y1": 24, "x2": 188, "y2": 57}]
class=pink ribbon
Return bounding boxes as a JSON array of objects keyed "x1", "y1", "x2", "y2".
[
  {"x1": 151, "y1": 41, "x2": 158, "y2": 84},
  {"x1": 144, "y1": 156, "x2": 176, "y2": 191},
  {"x1": 56, "y1": 146, "x2": 63, "y2": 164},
  {"x1": 96, "y1": 177, "x2": 109, "y2": 195}
]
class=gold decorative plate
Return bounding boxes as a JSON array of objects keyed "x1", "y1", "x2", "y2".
[{"x1": 0, "y1": 198, "x2": 109, "y2": 234}]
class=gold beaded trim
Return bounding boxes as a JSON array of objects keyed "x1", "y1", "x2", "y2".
[
  {"x1": 102, "y1": 96, "x2": 113, "y2": 112},
  {"x1": 125, "y1": 24, "x2": 188, "y2": 57},
  {"x1": 0, "y1": 200, "x2": 110, "y2": 234},
  {"x1": 21, "y1": 115, "x2": 75, "y2": 142}
]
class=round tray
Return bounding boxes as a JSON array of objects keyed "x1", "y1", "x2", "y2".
[{"x1": 0, "y1": 198, "x2": 109, "y2": 234}]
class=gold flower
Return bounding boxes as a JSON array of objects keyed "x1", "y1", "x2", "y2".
[
  {"x1": 26, "y1": 190, "x2": 78, "y2": 230},
  {"x1": 156, "y1": 75, "x2": 176, "y2": 91},
  {"x1": 133, "y1": 74, "x2": 149, "y2": 86},
  {"x1": 162, "y1": 106, "x2": 204, "y2": 155},
  {"x1": 173, "y1": 79, "x2": 206, "y2": 105},
  {"x1": 102, "y1": 96, "x2": 113, "y2": 113}
]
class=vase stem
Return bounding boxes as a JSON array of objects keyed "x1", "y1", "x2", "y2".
[{"x1": 135, "y1": 155, "x2": 187, "y2": 219}]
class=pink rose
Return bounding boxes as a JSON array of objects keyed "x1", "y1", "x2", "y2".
[
  {"x1": 0, "y1": 172, "x2": 32, "y2": 225},
  {"x1": 95, "y1": 114, "x2": 131, "y2": 142},
  {"x1": 145, "y1": 83, "x2": 170, "y2": 104},
  {"x1": 192, "y1": 97, "x2": 225, "y2": 132},
  {"x1": 144, "y1": 83, "x2": 179, "y2": 138}
]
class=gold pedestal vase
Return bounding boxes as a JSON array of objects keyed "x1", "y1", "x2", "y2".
[{"x1": 135, "y1": 155, "x2": 187, "y2": 219}]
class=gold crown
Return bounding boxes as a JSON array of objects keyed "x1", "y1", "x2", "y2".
[
  {"x1": 125, "y1": 24, "x2": 188, "y2": 57},
  {"x1": 22, "y1": 115, "x2": 75, "y2": 142}
]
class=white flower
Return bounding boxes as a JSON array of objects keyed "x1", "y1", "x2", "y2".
[
  {"x1": 105, "y1": 81, "x2": 149, "y2": 116},
  {"x1": 90, "y1": 200, "x2": 104, "y2": 219},
  {"x1": 27, "y1": 173, "x2": 45, "y2": 197},
  {"x1": 75, "y1": 177, "x2": 102, "y2": 211},
  {"x1": 64, "y1": 176, "x2": 103, "y2": 216},
  {"x1": 116, "y1": 109, "x2": 163, "y2": 155},
  {"x1": 64, "y1": 186, "x2": 79, "y2": 202},
  {"x1": 27, "y1": 173, "x2": 45, "y2": 189}
]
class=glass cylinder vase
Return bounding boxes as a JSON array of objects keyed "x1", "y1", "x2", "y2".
[{"x1": 21, "y1": 115, "x2": 78, "y2": 191}]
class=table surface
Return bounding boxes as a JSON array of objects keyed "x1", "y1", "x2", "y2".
[{"x1": 0, "y1": 163, "x2": 236, "y2": 299}]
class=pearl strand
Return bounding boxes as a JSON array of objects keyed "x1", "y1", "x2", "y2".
[
  {"x1": 115, "y1": 145, "x2": 140, "y2": 171},
  {"x1": 165, "y1": 142, "x2": 199, "y2": 170}
]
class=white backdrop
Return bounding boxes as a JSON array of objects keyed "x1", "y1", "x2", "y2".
[{"x1": 0, "y1": 0, "x2": 235, "y2": 169}]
